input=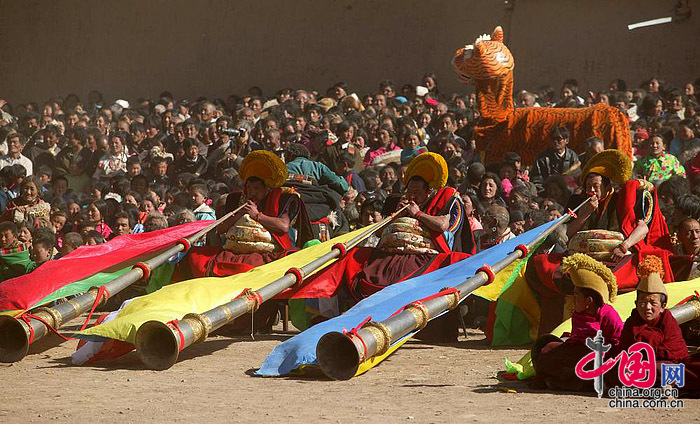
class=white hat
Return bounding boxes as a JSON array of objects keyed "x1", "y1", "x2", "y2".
[
  {"x1": 262, "y1": 99, "x2": 279, "y2": 111},
  {"x1": 115, "y1": 99, "x2": 130, "y2": 109},
  {"x1": 416, "y1": 86, "x2": 429, "y2": 97},
  {"x1": 104, "y1": 192, "x2": 123, "y2": 203}
]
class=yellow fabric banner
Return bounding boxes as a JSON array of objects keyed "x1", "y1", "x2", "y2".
[
  {"x1": 473, "y1": 256, "x2": 523, "y2": 301},
  {"x1": 496, "y1": 265, "x2": 541, "y2": 343},
  {"x1": 79, "y1": 223, "x2": 382, "y2": 344}
]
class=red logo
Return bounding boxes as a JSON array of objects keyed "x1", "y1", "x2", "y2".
[{"x1": 576, "y1": 336, "x2": 656, "y2": 390}]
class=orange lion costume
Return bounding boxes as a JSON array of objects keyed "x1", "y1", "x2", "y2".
[{"x1": 451, "y1": 26, "x2": 632, "y2": 165}]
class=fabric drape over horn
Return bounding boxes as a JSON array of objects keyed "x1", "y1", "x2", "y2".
[
  {"x1": 0, "y1": 221, "x2": 212, "y2": 315},
  {"x1": 76, "y1": 222, "x2": 385, "y2": 345},
  {"x1": 255, "y1": 218, "x2": 563, "y2": 377}
]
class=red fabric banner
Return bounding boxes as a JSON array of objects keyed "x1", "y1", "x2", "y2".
[
  {"x1": 0, "y1": 221, "x2": 212, "y2": 312},
  {"x1": 278, "y1": 247, "x2": 468, "y2": 300}
]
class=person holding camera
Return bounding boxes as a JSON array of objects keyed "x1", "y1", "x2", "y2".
[{"x1": 210, "y1": 121, "x2": 260, "y2": 175}]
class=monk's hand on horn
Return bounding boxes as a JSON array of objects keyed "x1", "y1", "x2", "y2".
[
  {"x1": 581, "y1": 192, "x2": 599, "y2": 216},
  {"x1": 405, "y1": 201, "x2": 421, "y2": 218},
  {"x1": 397, "y1": 197, "x2": 417, "y2": 217},
  {"x1": 242, "y1": 200, "x2": 261, "y2": 221},
  {"x1": 610, "y1": 242, "x2": 629, "y2": 262}
]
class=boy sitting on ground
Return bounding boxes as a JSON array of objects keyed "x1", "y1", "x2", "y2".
[
  {"x1": 607, "y1": 256, "x2": 700, "y2": 394},
  {"x1": 531, "y1": 253, "x2": 623, "y2": 391}
]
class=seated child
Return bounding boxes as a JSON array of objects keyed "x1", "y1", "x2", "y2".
[
  {"x1": 16, "y1": 221, "x2": 32, "y2": 245},
  {"x1": 609, "y1": 256, "x2": 700, "y2": 393},
  {"x1": 532, "y1": 253, "x2": 623, "y2": 391},
  {"x1": 618, "y1": 257, "x2": 688, "y2": 363},
  {"x1": 0, "y1": 221, "x2": 32, "y2": 279},
  {"x1": 0, "y1": 221, "x2": 19, "y2": 250},
  {"x1": 82, "y1": 230, "x2": 106, "y2": 246},
  {"x1": 50, "y1": 210, "x2": 68, "y2": 248},
  {"x1": 359, "y1": 197, "x2": 384, "y2": 247},
  {"x1": 57, "y1": 232, "x2": 84, "y2": 258},
  {"x1": 29, "y1": 235, "x2": 55, "y2": 271}
]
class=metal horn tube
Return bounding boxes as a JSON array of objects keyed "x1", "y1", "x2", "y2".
[
  {"x1": 135, "y1": 205, "x2": 410, "y2": 370},
  {"x1": 317, "y1": 203, "x2": 583, "y2": 380},
  {"x1": 0, "y1": 207, "x2": 242, "y2": 363},
  {"x1": 670, "y1": 300, "x2": 700, "y2": 325}
]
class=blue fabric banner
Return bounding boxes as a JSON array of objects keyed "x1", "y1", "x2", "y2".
[{"x1": 255, "y1": 217, "x2": 563, "y2": 376}]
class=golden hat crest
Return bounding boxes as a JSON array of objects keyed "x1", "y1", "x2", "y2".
[
  {"x1": 239, "y1": 150, "x2": 287, "y2": 189},
  {"x1": 403, "y1": 152, "x2": 448, "y2": 189}
]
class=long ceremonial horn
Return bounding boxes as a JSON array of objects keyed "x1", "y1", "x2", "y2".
[
  {"x1": 134, "y1": 204, "x2": 410, "y2": 370},
  {"x1": 0, "y1": 205, "x2": 244, "y2": 363},
  {"x1": 669, "y1": 299, "x2": 700, "y2": 326},
  {"x1": 316, "y1": 197, "x2": 592, "y2": 380}
]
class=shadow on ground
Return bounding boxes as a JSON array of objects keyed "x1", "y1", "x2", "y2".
[
  {"x1": 470, "y1": 370, "x2": 596, "y2": 398},
  {"x1": 40, "y1": 332, "x2": 294, "y2": 371}
]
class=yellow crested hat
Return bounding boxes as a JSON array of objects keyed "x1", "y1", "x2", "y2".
[
  {"x1": 561, "y1": 253, "x2": 618, "y2": 304},
  {"x1": 239, "y1": 150, "x2": 287, "y2": 189},
  {"x1": 636, "y1": 255, "x2": 668, "y2": 297},
  {"x1": 403, "y1": 152, "x2": 448, "y2": 189},
  {"x1": 580, "y1": 149, "x2": 632, "y2": 186}
]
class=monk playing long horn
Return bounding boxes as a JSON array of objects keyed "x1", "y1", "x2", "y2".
[
  {"x1": 181, "y1": 150, "x2": 314, "y2": 278},
  {"x1": 527, "y1": 149, "x2": 674, "y2": 336},
  {"x1": 178, "y1": 150, "x2": 313, "y2": 330},
  {"x1": 293, "y1": 152, "x2": 475, "y2": 341}
]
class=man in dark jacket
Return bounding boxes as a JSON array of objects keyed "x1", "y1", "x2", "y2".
[{"x1": 531, "y1": 126, "x2": 580, "y2": 192}]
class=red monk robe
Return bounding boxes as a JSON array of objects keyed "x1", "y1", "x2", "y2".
[
  {"x1": 529, "y1": 179, "x2": 673, "y2": 335},
  {"x1": 606, "y1": 308, "x2": 700, "y2": 393},
  {"x1": 285, "y1": 186, "x2": 474, "y2": 302},
  {"x1": 282, "y1": 185, "x2": 473, "y2": 341},
  {"x1": 177, "y1": 187, "x2": 313, "y2": 279},
  {"x1": 619, "y1": 309, "x2": 688, "y2": 362}
]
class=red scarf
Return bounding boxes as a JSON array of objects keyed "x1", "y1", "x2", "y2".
[
  {"x1": 262, "y1": 188, "x2": 292, "y2": 250},
  {"x1": 616, "y1": 179, "x2": 672, "y2": 251},
  {"x1": 424, "y1": 187, "x2": 458, "y2": 253}
]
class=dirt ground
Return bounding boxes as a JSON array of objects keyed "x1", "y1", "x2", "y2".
[{"x1": 1, "y1": 318, "x2": 698, "y2": 424}]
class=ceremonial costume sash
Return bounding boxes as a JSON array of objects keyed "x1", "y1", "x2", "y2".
[
  {"x1": 424, "y1": 186, "x2": 457, "y2": 254},
  {"x1": 263, "y1": 187, "x2": 292, "y2": 250}
]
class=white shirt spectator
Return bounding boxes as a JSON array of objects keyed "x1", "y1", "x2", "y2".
[
  {"x1": 93, "y1": 152, "x2": 128, "y2": 179},
  {"x1": 0, "y1": 153, "x2": 33, "y2": 175}
]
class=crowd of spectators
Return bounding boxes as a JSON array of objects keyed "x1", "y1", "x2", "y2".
[{"x1": 0, "y1": 73, "x2": 699, "y2": 279}]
